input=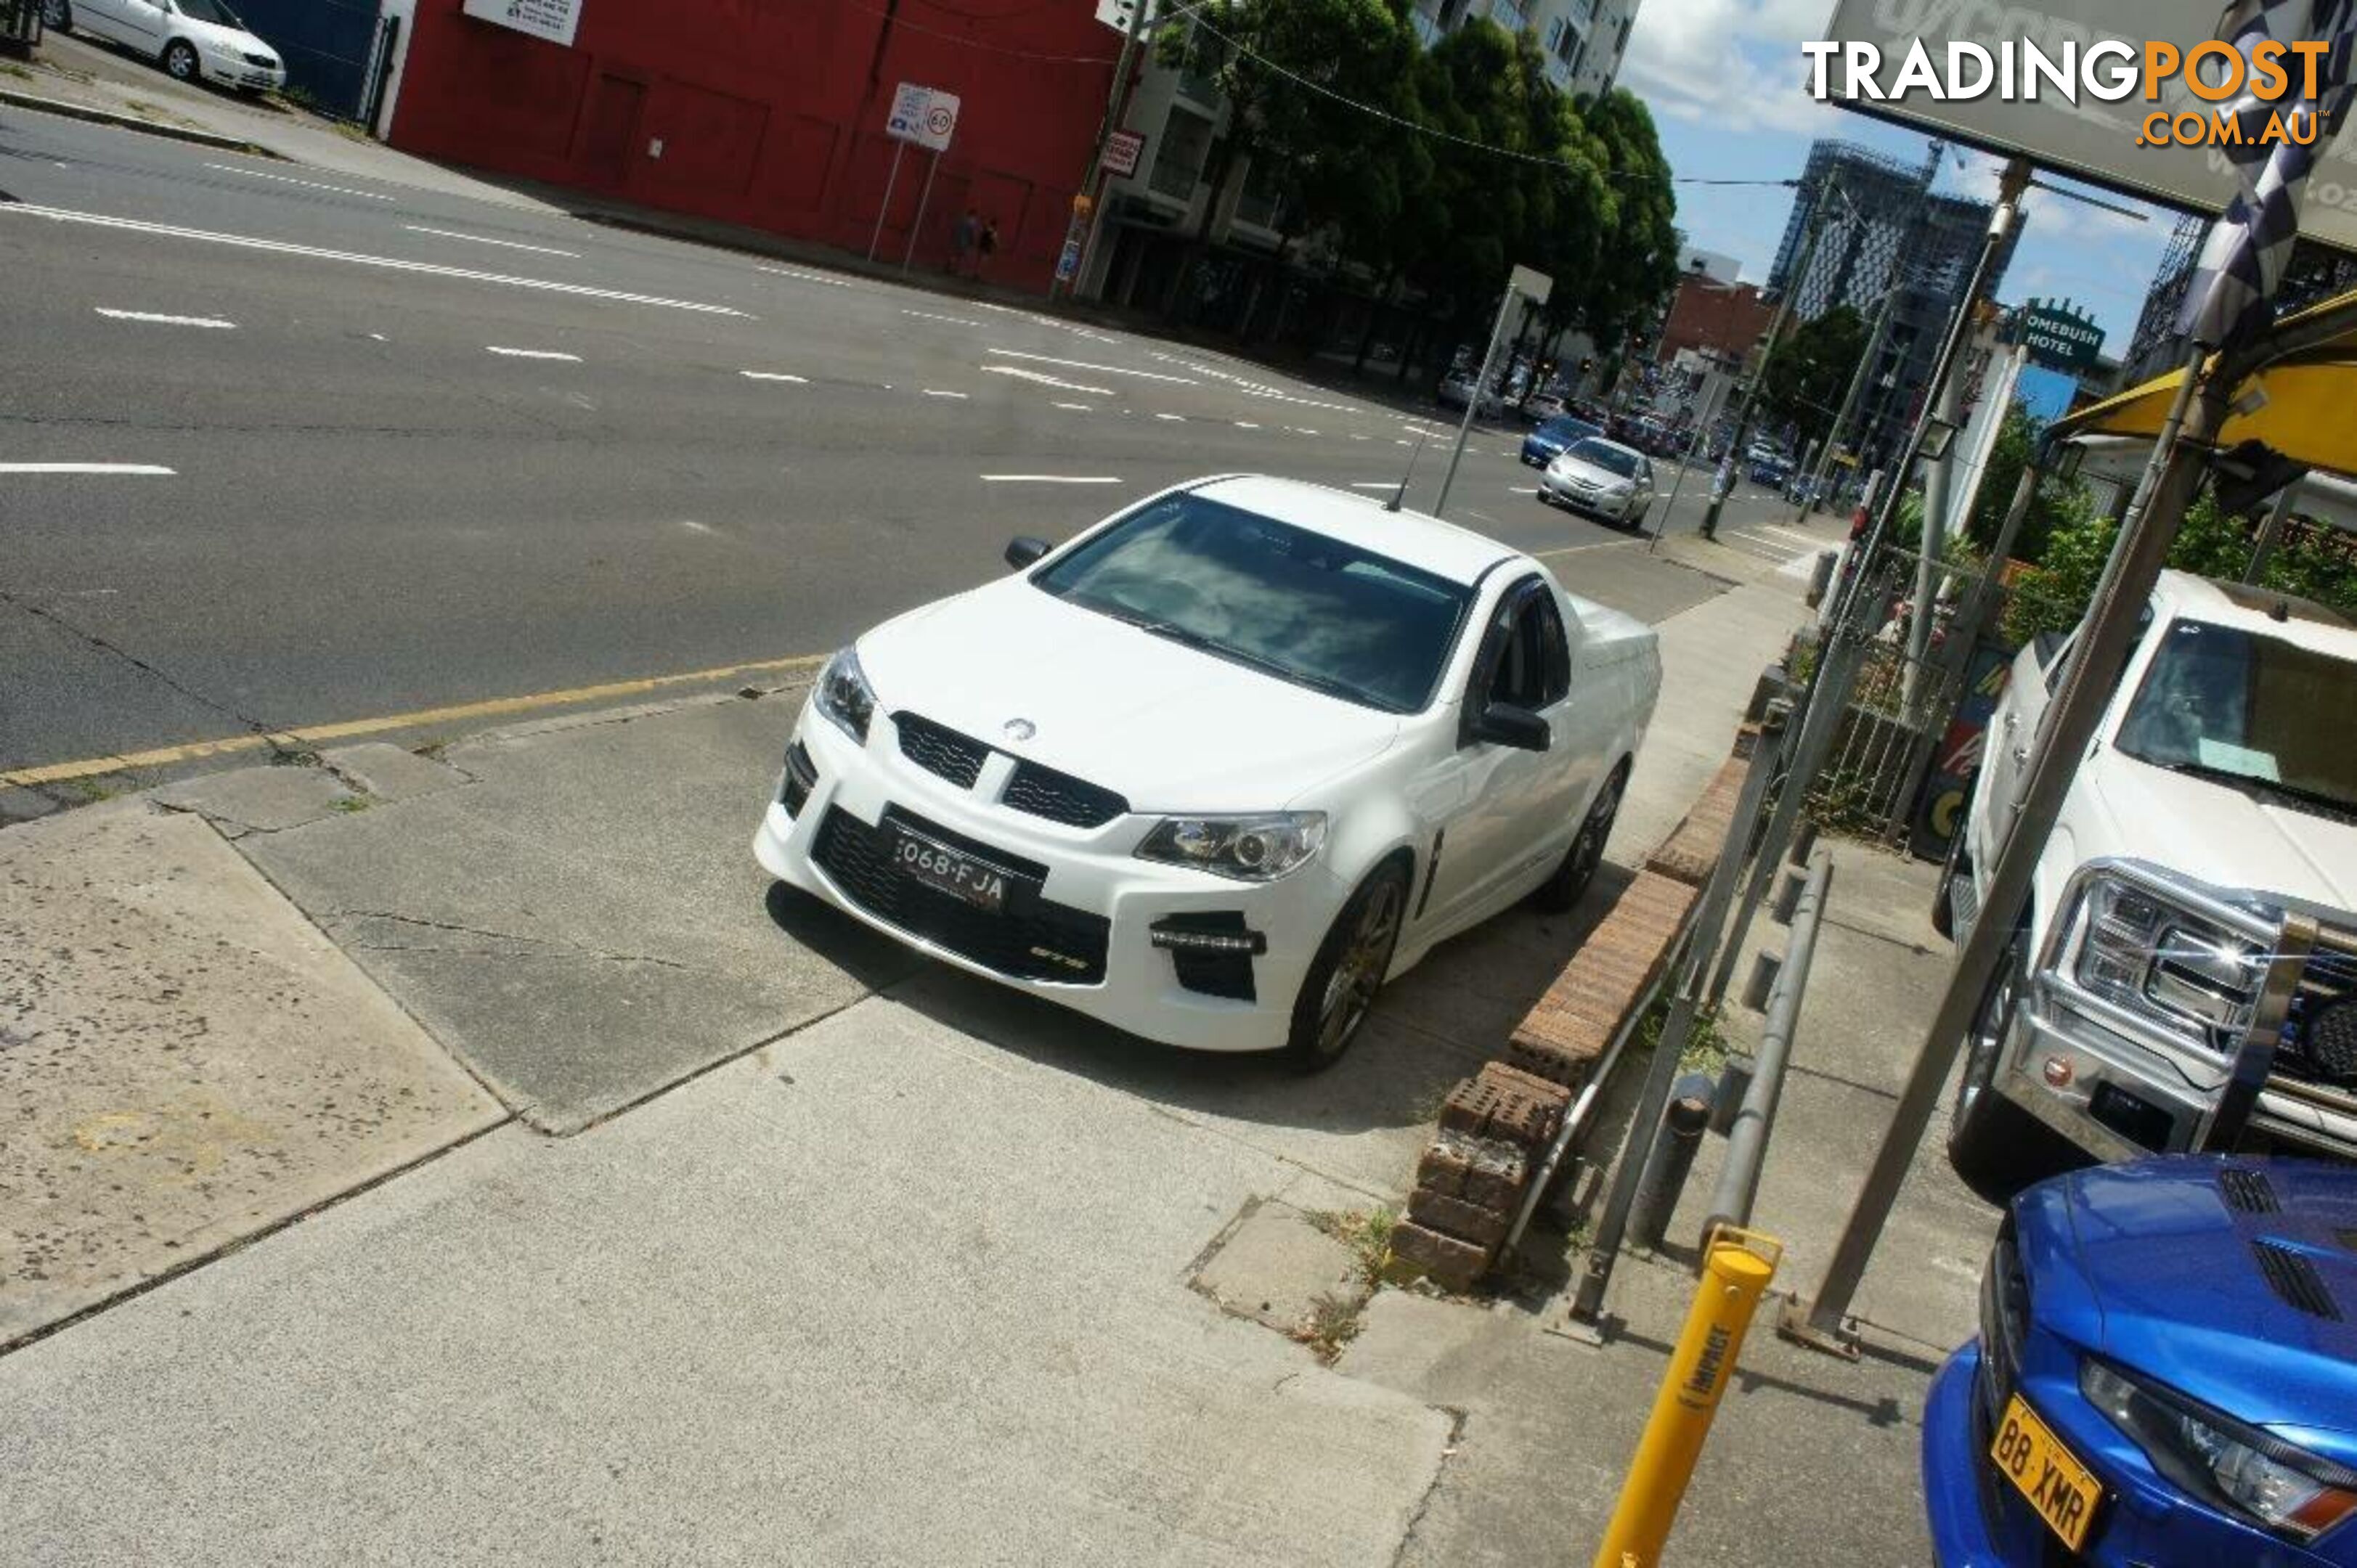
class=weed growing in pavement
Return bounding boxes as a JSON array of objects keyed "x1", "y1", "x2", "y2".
[
  {"x1": 1308, "y1": 1206, "x2": 1397, "y2": 1284},
  {"x1": 1295, "y1": 1292, "x2": 1365, "y2": 1363},
  {"x1": 1635, "y1": 994, "x2": 1730, "y2": 1077},
  {"x1": 330, "y1": 795, "x2": 375, "y2": 814},
  {"x1": 2, "y1": 62, "x2": 32, "y2": 81}
]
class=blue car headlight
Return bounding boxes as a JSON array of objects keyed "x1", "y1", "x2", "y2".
[
  {"x1": 812, "y1": 647, "x2": 876, "y2": 744},
  {"x1": 2083, "y1": 1360, "x2": 2357, "y2": 1543}
]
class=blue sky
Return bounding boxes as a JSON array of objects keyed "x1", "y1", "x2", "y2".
[{"x1": 1617, "y1": 0, "x2": 2181, "y2": 350}]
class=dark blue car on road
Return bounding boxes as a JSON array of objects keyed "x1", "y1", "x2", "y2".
[
  {"x1": 1926, "y1": 1157, "x2": 2357, "y2": 1566},
  {"x1": 1521, "y1": 415, "x2": 1603, "y2": 468}
]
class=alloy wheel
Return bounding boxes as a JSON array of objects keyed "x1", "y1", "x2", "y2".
[
  {"x1": 1318, "y1": 880, "x2": 1403, "y2": 1057},
  {"x1": 166, "y1": 41, "x2": 198, "y2": 79}
]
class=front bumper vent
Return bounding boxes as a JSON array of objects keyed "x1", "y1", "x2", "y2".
[{"x1": 1149, "y1": 913, "x2": 1264, "y2": 1002}]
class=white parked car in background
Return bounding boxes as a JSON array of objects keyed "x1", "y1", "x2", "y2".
[
  {"x1": 45, "y1": 0, "x2": 286, "y2": 94},
  {"x1": 754, "y1": 476, "x2": 1662, "y2": 1069},
  {"x1": 1540, "y1": 437, "x2": 1657, "y2": 531}
]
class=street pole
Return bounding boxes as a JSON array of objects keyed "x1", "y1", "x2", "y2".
[
  {"x1": 1902, "y1": 364, "x2": 1966, "y2": 713},
  {"x1": 900, "y1": 147, "x2": 941, "y2": 273},
  {"x1": 1783, "y1": 340, "x2": 2230, "y2": 1357},
  {"x1": 867, "y1": 139, "x2": 907, "y2": 262},
  {"x1": 1647, "y1": 370, "x2": 1728, "y2": 554},
  {"x1": 1437, "y1": 266, "x2": 1549, "y2": 518},
  {"x1": 1700, "y1": 171, "x2": 1835, "y2": 540},
  {"x1": 1796, "y1": 282, "x2": 1899, "y2": 523},
  {"x1": 2244, "y1": 481, "x2": 2300, "y2": 583},
  {"x1": 1052, "y1": 0, "x2": 1152, "y2": 302}
]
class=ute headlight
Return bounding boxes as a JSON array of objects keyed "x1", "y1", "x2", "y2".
[
  {"x1": 812, "y1": 646, "x2": 876, "y2": 744},
  {"x1": 2083, "y1": 1360, "x2": 2357, "y2": 1543},
  {"x1": 2069, "y1": 875, "x2": 2266, "y2": 1050},
  {"x1": 1136, "y1": 813, "x2": 1327, "y2": 883}
]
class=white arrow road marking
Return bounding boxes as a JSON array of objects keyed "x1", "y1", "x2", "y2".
[
  {"x1": 0, "y1": 205, "x2": 749, "y2": 317},
  {"x1": 487, "y1": 346, "x2": 581, "y2": 361},
  {"x1": 980, "y1": 365, "x2": 1112, "y2": 395},
  {"x1": 94, "y1": 309, "x2": 235, "y2": 329},
  {"x1": 0, "y1": 463, "x2": 175, "y2": 475},
  {"x1": 203, "y1": 163, "x2": 395, "y2": 200},
  {"x1": 980, "y1": 475, "x2": 1123, "y2": 484},
  {"x1": 985, "y1": 348, "x2": 1195, "y2": 385},
  {"x1": 405, "y1": 225, "x2": 581, "y2": 258},
  {"x1": 741, "y1": 370, "x2": 809, "y2": 383}
]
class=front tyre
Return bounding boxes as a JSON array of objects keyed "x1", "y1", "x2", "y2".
[
  {"x1": 1285, "y1": 862, "x2": 1409, "y2": 1073},
  {"x1": 41, "y1": 0, "x2": 70, "y2": 30},
  {"x1": 164, "y1": 38, "x2": 200, "y2": 80},
  {"x1": 1947, "y1": 932, "x2": 2080, "y2": 1204}
]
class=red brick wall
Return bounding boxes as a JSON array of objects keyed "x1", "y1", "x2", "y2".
[
  {"x1": 1657, "y1": 276, "x2": 1775, "y2": 367},
  {"x1": 388, "y1": 0, "x2": 1118, "y2": 290}
]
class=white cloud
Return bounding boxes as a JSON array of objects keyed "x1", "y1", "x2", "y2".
[{"x1": 1619, "y1": 0, "x2": 1844, "y2": 136}]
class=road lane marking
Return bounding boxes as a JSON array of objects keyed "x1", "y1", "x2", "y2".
[
  {"x1": 1509, "y1": 486, "x2": 1539, "y2": 495},
  {"x1": 1155, "y1": 412, "x2": 1185, "y2": 422},
  {"x1": 980, "y1": 365, "x2": 1112, "y2": 395},
  {"x1": 1749, "y1": 521, "x2": 1832, "y2": 545},
  {"x1": 985, "y1": 348, "x2": 1194, "y2": 385},
  {"x1": 980, "y1": 475, "x2": 1122, "y2": 484},
  {"x1": 405, "y1": 225, "x2": 581, "y2": 258},
  {"x1": 0, "y1": 653, "x2": 831, "y2": 790},
  {"x1": 0, "y1": 205, "x2": 750, "y2": 317},
  {"x1": 921, "y1": 388, "x2": 969, "y2": 399},
  {"x1": 1234, "y1": 421, "x2": 1261, "y2": 429},
  {"x1": 757, "y1": 265, "x2": 855, "y2": 287},
  {"x1": 0, "y1": 463, "x2": 175, "y2": 475},
  {"x1": 903, "y1": 309, "x2": 984, "y2": 327},
  {"x1": 1053, "y1": 401, "x2": 1094, "y2": 412},
  {"x1": 1533, "y1": 539, "x2": 1645, "y2": 559},
  {"x1": 487, "y1": 346, "x2": 581, "y2": 361},
  {"x1": 1350, "y1": 434, "x2": 1369, "y2": 441},
  {"x1": 94, "y1": 309, "x2": 235, "y2": 329},
  {"x1": 740, "y1": 370, "x2": 808, "y2": 383},
  {"x1": 203, "y1": 163, "x2": 395, "y2": 200},
  {"x1": 678, "y1": 520, "x2": 715, "y2": 534}
]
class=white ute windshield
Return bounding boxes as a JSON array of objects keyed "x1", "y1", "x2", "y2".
[{"x1": 2115, "y1": 618, "x2": 2357, "y2": 820}]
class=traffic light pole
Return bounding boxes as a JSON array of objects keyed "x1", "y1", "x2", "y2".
[
  {"x1": 1051, "y1": 0, "x2": 1152, "y2": 301},
  {"x1": 1792, "y1": 279, "x2": 1899, "y2": 522},
  {"x1": 1699, "y1": 170, "x2": 1834, "y2": 540}
]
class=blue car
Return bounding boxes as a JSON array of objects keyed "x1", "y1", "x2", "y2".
[
  {"x1": 1521, "y1": 415, "x2": 1603, "y2": 468},
  {"x1": 1926, "y1": 1157, "x2": 2357, "y2": 1566}
]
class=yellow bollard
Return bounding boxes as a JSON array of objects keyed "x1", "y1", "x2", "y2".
[{"x1": 1590, "y1": 1229, "x2": 1782, "y2": 1568}]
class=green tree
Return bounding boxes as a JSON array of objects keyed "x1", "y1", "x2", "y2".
[
  {"x1": 1567, "y1": 89, "x2": 1680, "y2": 352},
  {"x1": 1758, "y1": 306, "x2": 1865, "y2": 448}
]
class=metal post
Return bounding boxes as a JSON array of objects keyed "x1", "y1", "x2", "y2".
[
  {"x1": 1703, "y1": 854, "x2": 1833, "y2": 1242},
  {"x1": 1702, "y1": 581, "x2": 1893, "y2": 1012},
  {"x1": 1590, "y1": 1232, "x2": 1781, "y2": 1568},
  {"x1": 866, "y1": 139, "x2": 907, "y2": 262},
  {"x1": 2244, "y1": 481, "x2": 2300, "y2": 584},
  {"x1": 1436, "y1": 285, "x2": 1521, "y2": 519},
  {"x1": 1904, "y1": 367, "x2": 1965, "y2": 714},
  {"x1": 1568, "y1": 714, "x2": 1788, "y2": 1330},
  {"x1": 1781, "y1": 346, "x2": 2235, "y2": 1359},
  {"x1": 1701, "y1": 172, "x2": 1836, "y2": 541},
  {"x1": 1629, "y1": 1074, "x2": 1718, "y2": 1251},
  {"x1": 1056, "y1": 0, "x2": 1153, "y2": 301},
  {"x1": 1648, "y1": 372, "x2": 1727, "y2": 553},
  {"x1": 900, "y1": 147, "x2": 940, "y2": 274}
]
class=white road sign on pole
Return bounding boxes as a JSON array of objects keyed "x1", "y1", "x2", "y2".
[{"x1": 887, "y1": 83, "x2": 961, "y2": 152}]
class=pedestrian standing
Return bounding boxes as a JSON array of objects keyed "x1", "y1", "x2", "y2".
[
  {"x1": 950, "y1": 208, "x2": 978, "y2": 277},
  {"x1": 975, "y1": 217, "x2": 999, "y2": 279}
]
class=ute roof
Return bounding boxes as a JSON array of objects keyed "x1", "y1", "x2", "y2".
[{"x1": 1189, "y1": 474, "x2": 1521, "y2": 587}]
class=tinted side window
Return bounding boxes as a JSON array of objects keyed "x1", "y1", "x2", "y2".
[{"x1": 1483, "y1": 585, "x2": 1566, "y2": 711}]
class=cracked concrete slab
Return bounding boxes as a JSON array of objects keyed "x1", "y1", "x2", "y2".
[
  {"x1": 0, "y1": 801, "x2": 503, "y2": 1347},
  {"x1": 317, "y1": 743, "x2": 468, "y2": 802},
  {"x1": 235, "y1": 698, "x2": 917, "y2": 1133},
  {"x1": 0, "y1": 999, "x2": 1452, "y2": 1567},
  {"x1": 150, "y1": 764, "x2": 358, "y2": 835},
  {"x1": 1193, "y1": 1199, "x2": 1372, "y2": 1337}
]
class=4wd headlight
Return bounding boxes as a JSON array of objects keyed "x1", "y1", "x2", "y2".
[
  {"x1": 812, "y1": 647, "x2": 876, "y2": 744},
  {"x1": 2069, "y1": 875, "x2": 2266, "y2": 1050},
  {"x1": 1136, "y1": 813, "x2": 1326, "y2": 882},
  {"x1": 2083, "y1": 1360, "x2": 2357, "y2": 1543}
]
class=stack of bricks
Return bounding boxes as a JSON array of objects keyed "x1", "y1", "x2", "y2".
[
  {"x1": 1388, "y1": 1063, "x2": 1571, "y2": 1291},
  {"x1": 1503, "y1": 870, "x2": 1696, "y2": 1092}
]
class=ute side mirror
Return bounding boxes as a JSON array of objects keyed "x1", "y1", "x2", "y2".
[
  {"x1": 1004, "y1": 536, "x2": 1051, "y2": 571},
  {"x1": 1471, "y1": 703, "x2": 1551, "y2": 752}
]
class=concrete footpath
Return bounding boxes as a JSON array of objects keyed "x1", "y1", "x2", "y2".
[{"x1": 0, "y1": 531, "x2": 1984, "y2": 1567}]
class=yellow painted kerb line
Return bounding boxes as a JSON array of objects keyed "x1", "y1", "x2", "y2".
[{"x1": 1, "y1": 653, "x2": 827, "y2": 789}]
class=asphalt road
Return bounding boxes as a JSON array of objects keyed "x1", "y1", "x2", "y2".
[{"x1": 1, "y1": 109, "x2": 1817, "y2": 788}]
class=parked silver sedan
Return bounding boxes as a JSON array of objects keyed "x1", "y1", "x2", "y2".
[{"x1": 1539, "y1": 437, "x2": 1656, "y2": 531}]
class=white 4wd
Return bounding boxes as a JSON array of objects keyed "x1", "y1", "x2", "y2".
[{"x1": 1946, "y1": 571, "x2": 2357, "y2": 1200}]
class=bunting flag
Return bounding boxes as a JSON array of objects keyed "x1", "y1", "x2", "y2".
[{"x1": 2176, "y1": 0, "x2": 2357, "y2": 351}]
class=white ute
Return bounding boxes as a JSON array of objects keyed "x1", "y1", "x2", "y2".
[
  {"x1": 754, "y1": 475, "x2": 1661, "y2": 1069},
  {"x1": 1946, "y1": 570, "x2": 2357, "y2": 1198}
]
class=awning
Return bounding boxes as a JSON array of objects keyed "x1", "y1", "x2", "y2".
[{"x1": 2052, "y1": 287, "x2": 2357, "y2": 479}]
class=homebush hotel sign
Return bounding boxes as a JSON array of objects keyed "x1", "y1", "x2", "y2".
[{"x1": 1812, "y1": 1, "x2": 2357, "y2": 249}]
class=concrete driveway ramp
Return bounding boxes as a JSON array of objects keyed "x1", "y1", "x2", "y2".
[{"x1": 0, "y1": 801, "x2": 502, "y2": 1347}]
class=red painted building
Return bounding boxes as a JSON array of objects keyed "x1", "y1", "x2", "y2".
[
  {"x1": 386, "y1": 0, "x2": 1118, "y2": 291},
  {"x1": 1655, "y1": 274, "x2": 1776, "y2": 370}
]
